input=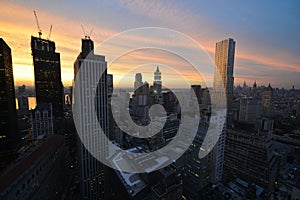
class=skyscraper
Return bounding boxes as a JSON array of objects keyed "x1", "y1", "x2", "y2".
[
  {"x1": 213, "y1": 38, "x2": 236, "y2": 112},
  {"x1": 0, "y1": 38, "x2": 18, "y2": 171},
  {"x1": 212, "y1": 38, "x2": 236, "y2": 183},
  {"x1": 261, "y1": 84, "x2": 273, "y2": 118},
  {"x1": 153, "y1": 66, "x2": 162, "y2": 103},
  {"x1": 74, "y1": 37, "x2": 108, "y2": 199},
  {"x1": 134, "y1": 73, "x2": 143, "y2": 91},
  {"x1": 31, "y1": 36, "x2": 63, "y2": 118}
]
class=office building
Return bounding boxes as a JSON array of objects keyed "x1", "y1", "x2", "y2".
[
  {"x1": 191, "y1": 85, "x2": 203, "y2": 104},
  {"x1": 0, "y1": 38, "x2": 18, "y2": 171},
  {"x1": 238, "y1": 97, "x2": 260, "y2": 124},
  {"x1": 74, "y1": 37, "x2": 108, "y2": 199},
  {"x1": 223, "y1": 122, "x2": 278, "y2": 193},
  {"x1": 134, "y1": 73, "x2": 143, "y2": 91},
  {"x1": 31, "y1": 103, "x2": 53, "y2": 139},
  {"x1": 31, "y1": 36, "x2": 63, "y2": 118},
  {"x1": 153, "y1": 66, "x2": 162, "y2": 103},
  {"x1": 261, "y1": 84, "x2": 273, "y2": 118}
]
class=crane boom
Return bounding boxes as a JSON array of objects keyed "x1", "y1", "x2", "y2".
[
  {"x1": 81, "y1": 25, "x2": 87, "y2": 38},
  {"x1": 48, "y1": 25, "x2": 52, "y2": 40},
  {"x1": 33, "y1": 10, "x2": 42, "y2": 38}
]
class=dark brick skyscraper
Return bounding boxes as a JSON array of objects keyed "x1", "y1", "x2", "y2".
[
  {"x1": 31, "y1": 36, "x2": 63, "y2": 118},
  {"x1": 0, "y1": 38, "x2": 18, "y2": 171}
]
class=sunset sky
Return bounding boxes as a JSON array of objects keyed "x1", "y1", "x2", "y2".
[{"x1": 0, "y1": 0, "x2": 299, "y2": 88}]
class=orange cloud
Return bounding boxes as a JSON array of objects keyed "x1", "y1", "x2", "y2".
[{"x1": 1, "y1": 1, "x2": 298, "y2": 89}]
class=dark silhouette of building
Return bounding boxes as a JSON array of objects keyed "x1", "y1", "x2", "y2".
[
  {"x1": 191, "y1": 85, "x2": 203, "y2": 104},
  {"x1": 0, "y1": 135, "x2": 69, "y2": 199},
  {"x1": 31, "y1": 36, "x2": 63, "y2": 118},
  {"x1": 0, "y1": 38, "x2": 18, "y2": 171}
]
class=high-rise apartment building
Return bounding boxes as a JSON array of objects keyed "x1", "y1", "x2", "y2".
[
  {"x1": 74, "y1": 37, "x2": 108, "y2": 199},
  {"x1": 211, "y1": 38, "x2": 236, "y2": 183},
  {"x1": 213, "y1": 38, "x2": 236, "y2": 112},
  {"x1": 31, "y1": 36, "x2": 63, "y2": 118},
  {"x1": 0, "y1": 38, "x2": 18, "y2": 171}
]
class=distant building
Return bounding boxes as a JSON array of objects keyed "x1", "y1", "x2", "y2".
[
  {"x1": 202, "y1": 87, "x2": 211, "y2": 105},
  {"x1": 132, "y1": 81, "x2": 150, "y2": 122},
  {"x1": 17, "y1": 85, "x2": 26, "y2": 96},
  {"x1": 251, "y1": 81, "x2": 258, "y2": 98},
  {"x1": 18, "y1": 96, "x2": 29, "y2": 111},
  {"x1": 261, "y1": 84, "x2": 273, "y2": 118},
  {"x1": 31, "y1": 103, "x2": 53, "y2": 139},
  {"x1": 238, "y1": 97, "x2": 260, "y2": 124},
  {"x1": 153, "y1": 66, "x2": 162, "y2": 103},
  {"x1": 0, "y1": 38, "x2": 18, "y2": 171},
  {"x1": 191, "y1": 85, "x2": 202, "y2": 104},
  {"x1": 134, "y1": 73, "x2": 143, "y2": 91},
  {"x1": 31, "y1": 36, "x2": 63, "y2": 118}
]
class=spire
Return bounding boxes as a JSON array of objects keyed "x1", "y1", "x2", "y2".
[
  {"x1": 156, "y1": 65, "x2": 160, "y2": 72},
  {"x1": 253, "y1": 81, "x2": 257, "y2": 88},
  {"x1": 266, "y1": 83, "x2": 272, "y2": 91}
]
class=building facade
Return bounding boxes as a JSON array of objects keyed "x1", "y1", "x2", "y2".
[
  {"x1": 31, "y1": 103, "x2": 53, "y2": 139},
  {"x1": 74, "y1": 37, "x2": 108, "y2": 199},
  {"x1": 223, "y1": 123, "x2": 278, "y2": 193},
  {"x1": 0, "y1": 38, "x2": 18, "y2": 171},
  {"x1": 211, "y1": 38, "x2": 236, "y2": 183},
  {"x1": 31, "y1": 36, "x2": 63, "y2": 118},
  {"x1": 213, "y1": 38, "x2": 236, "y2": 112}
]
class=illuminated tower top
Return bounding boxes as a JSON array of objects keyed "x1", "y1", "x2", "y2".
[{"x1": 154, "y1": 65, "x2": 161, "y2": 84}]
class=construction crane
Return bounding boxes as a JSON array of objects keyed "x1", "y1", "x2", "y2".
[
  {"x1": 33, "y1": 10, "x2": 42, "y2": 38},
  {"x1": 47, "y1": 25, "x2": 52, "y2": 40}
]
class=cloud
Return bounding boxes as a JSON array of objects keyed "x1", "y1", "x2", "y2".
[
  {"x1": 1, "y1": 1, "x2": 299, "y2": 88},
  {"x1": 0, "y1": 1, "x2": 117, "y2": 86}
]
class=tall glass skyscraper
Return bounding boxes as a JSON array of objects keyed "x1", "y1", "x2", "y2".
[
  {"x1": 213, "y1": 38, "x2": 236, "y2": 112},
  {"x1": 212, "y1": 38, "x2": 236, "y2": 183}
]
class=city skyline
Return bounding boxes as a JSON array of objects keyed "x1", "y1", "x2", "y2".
[
  {"x1": 0, "y1": 1, "x2": 299, "y2": 88},
  {"x1": 1, "y1": 2, "x2": 300, "y2": 199}
]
